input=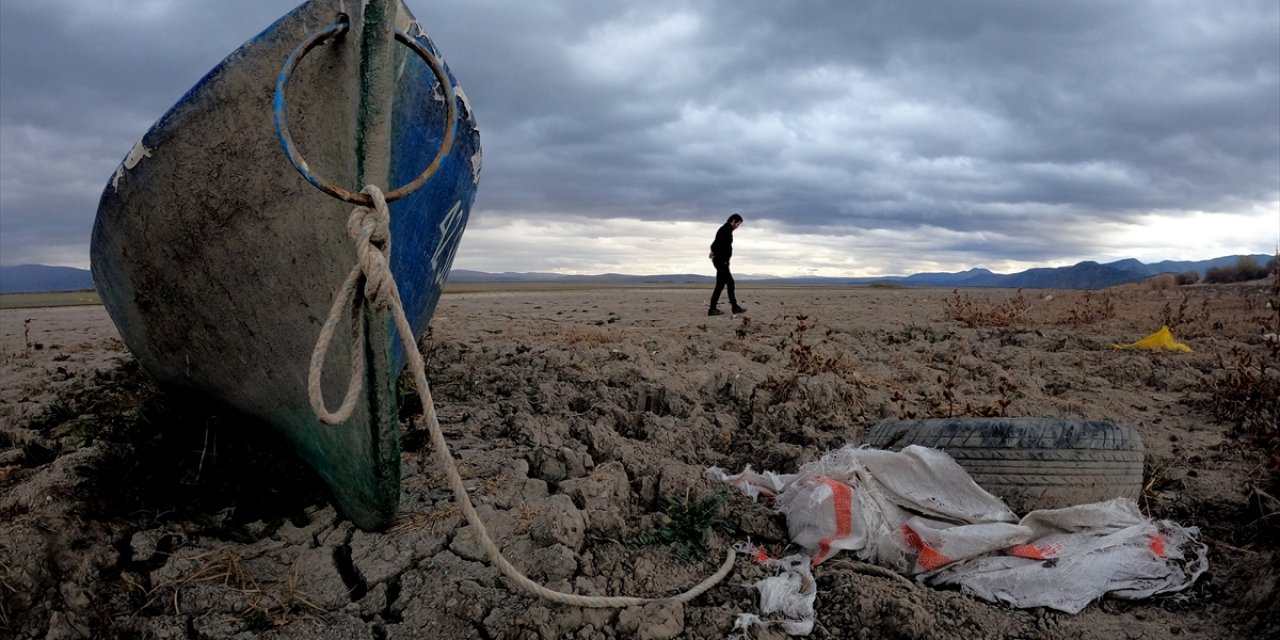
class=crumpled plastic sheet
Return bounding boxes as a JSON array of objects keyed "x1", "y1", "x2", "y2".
[
  {"x1": 1111, "y1": 325, "x2": 1193, "y2": 352},
  {"x1": 726, "y1": 547, "x2": 816, "y2": 638},
  {"x1": 708, "y1": 444, "x2": 1209, "y2": 635}
]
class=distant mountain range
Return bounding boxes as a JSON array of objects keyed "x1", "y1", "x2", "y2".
[
  {"x1": 450, "y1": 254, "x2": 1273, "y2": 289},
  {"x1": 0, "y1": 264, "x2": 97, "y2": 294},
  {"x1": 1, "y1": 254, "x2": 1271, "y2": 294}
]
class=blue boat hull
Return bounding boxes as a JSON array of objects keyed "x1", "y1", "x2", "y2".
[{"x1": 90, "y1": 0, "x2": 481, "y2": 529}]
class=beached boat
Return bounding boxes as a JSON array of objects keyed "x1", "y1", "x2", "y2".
[{"x1": 90, "y1": 0, "x2": 481, "y2": 529}]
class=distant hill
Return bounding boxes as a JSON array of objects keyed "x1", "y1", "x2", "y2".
[
  {"x1": 940, "y1": 255, "x2": 1273, "y2": 289},
  {"x1": 450, "y1": 254, "x2": 1272, "y2": 290},
  {"x1": 0, "y1": 264, "x2": 94, "y2": 294},
  {"x1": 451, "y1": 255, "x2": 1272, "y2": 289},
  {"x1": 2, "y1": 254, "x2": 1271, "y2": 294}
]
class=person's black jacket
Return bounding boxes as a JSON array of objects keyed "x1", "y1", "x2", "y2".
[{"x1": 710, "y1": 223, "x2": 734, "y2": 263}]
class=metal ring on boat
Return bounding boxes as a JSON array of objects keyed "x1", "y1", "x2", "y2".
[{"x1": 273, "y1": 21, "x2": 458, "y2": 206}]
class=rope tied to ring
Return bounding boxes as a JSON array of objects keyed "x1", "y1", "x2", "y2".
[
  {"x1": 308, "y1": 186, "x2": 392, "y2": 425},
  {"x1": 308, "y1": 184, "x2": 737, "y2": 607},
  {"x1": 346, "y1": 193, "x2": 393, "y2": 310}
]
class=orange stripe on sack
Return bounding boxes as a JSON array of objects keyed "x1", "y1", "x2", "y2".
[
  {"x1": 1008, "y1": 544, "x2": 1048, "y2": 560},
  {"x1": 901, "y1": 524, "x2": 954, "y2": 571},
  {"x1": 1008, "y1": 542, "x2": 1063, "y2": 560},
  {"x1": 1150, "y1": 535, "x2": 1166, "y2": 558},
  {"x1": 812, "y1": 478, "x2": 854, "y2": 566},
  {"x1": 917, "y1": 545, "x2": 953, "y2": 572},
  {"x1": 901, "y1": 524, "x2": 923, "y2": 550}
]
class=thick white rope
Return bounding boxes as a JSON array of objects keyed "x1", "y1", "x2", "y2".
[{"x1": 308, "y1": 185, "x2": 736, "y2": 607}]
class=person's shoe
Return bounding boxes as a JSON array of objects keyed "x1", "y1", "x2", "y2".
[
  {"x1": 708, "y1": 308, "x2": 724, "y2": 316},
  {"x1": 731, "y1": 305, "x2": 746, "y2": 314}
]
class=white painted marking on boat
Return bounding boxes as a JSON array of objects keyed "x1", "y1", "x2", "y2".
[
  {"x1": 470, "y1": 149, "x2": 483, "y2": 186},
  {"x1": 407, "y1": 19, "x2": 428, "y2": 40},
  {"x1": 431, "y1": 201, "x2": 465, "y2": 290},
  {"x1": 457, "y1": 87, "x2": 477, "y2": 128},
  {"x1": 111, "y1": 140, "x2": 153, "y2": 190}
]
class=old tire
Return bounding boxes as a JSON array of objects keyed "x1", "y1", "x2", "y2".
[{"x1": 867, "y1": 418, "x2": 1144, "y2": 513}]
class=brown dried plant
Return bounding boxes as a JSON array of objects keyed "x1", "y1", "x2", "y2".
[
  {"x1": 783, "y1": 315, "x2": 855, "y2": 376},
  {"x1": 944, "y1": 289, "x2": 1031, "y2": 328},
  {"x1": 1160, "y1": 291, "x2": 1211, "y2": 330},
  {"x1": 1200, "y1": 344, "x2": 1280, "y2": 485},
  {"x1": 390, "y1": 505, "x2": 460, "y2": 535},
  {"x1": 890, "y1": 365, "x2": 1017, "y2": 419},
  {"x1": 512, "y1": 504, "x2": 538, "y2": 534},
  {"x1": 1059, "y1": 290, "x2": 1116, "y2": 328},
  {"x1": 130, "y1": 549, "x2": 320, "y2": 629}
]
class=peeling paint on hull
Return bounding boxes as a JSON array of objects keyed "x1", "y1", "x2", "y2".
[{"x1": 110, "y1": 140, "x2": 152, "y2": 191}]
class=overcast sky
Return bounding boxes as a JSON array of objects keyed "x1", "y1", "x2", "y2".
[{"x1": 1, "y1": 1, "x2": 1277, "y2": 278}]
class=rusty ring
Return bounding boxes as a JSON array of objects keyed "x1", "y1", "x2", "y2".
[{"x1": 274, "y1": 22, "x2": 458, "y2": 206}]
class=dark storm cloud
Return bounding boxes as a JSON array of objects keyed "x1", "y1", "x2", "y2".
[
  {"x1": 0, "y1": 1, "x2": 298, "y2": 264},
  {"x1": 428, "y1": 0, "x2": 1277, "y2": 241},
  {"x1": 1, "y1": 0, "x2": 1276, "y2": 273}
]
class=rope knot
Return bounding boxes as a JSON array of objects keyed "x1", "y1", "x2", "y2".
[
  {"x1": 308, "y1": 184, "x2": 400, "y2": 425},
  {"x1": 348, "y1": 185, "x2": 393, "y2": 309}
]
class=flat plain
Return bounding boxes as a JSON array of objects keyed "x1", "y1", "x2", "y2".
[{"x1": 1, "y1": 282, "x2": 1276, "y2": 639}]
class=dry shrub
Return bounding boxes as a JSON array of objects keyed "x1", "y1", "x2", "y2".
[
  {"x1": 889, "y1": 359, "x2": 1018, "y2": 419},
  {"x1": 1205, "y1": 256, "x2": 1271, "y2": 284},
  {"x1": 760, "y1": 315, "x2": 863, "y2": 412},
  {"x1": 1198, "y1": 273, "x2": 1280, "y2": 484},
  {"x1": 1199, "y1": 345, "x2": 1280, "y2": 481},
  {"x1": 1160, "y1": 291, "x2": 1212, "y2": 331},
  {"x1": 1144, "y1": 274, "x2": 1177, "y2": 290},
  {"x1": 784, "y1": 315, "x2": 856, "y2": 376},
  {"x1": 1058, "y1": 290, "x2": 1116, "y2": 328},
  {"x1": 943, "y1": 289, "x2": 1030, "y2": 328}
]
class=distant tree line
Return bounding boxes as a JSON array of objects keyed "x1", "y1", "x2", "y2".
[{"x1": 1199, "y1": 255, "x2": 1279, "y2": 284}]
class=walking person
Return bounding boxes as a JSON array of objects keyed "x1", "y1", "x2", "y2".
[{"x1": 708, "y1": 213, "x2": 745, "y2": 316}]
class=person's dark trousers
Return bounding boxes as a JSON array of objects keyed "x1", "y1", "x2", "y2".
[{"x1": 710, "y1": 260, "x2": 736, "y2": 309}]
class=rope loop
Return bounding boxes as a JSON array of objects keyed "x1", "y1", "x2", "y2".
[{"x1": 307, "y1": 185, "x2": 390, "y2": 424}]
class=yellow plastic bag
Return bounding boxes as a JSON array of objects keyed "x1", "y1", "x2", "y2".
[{"x1": 1112, "y1": 326, "x2": 1192, "y2": 352}]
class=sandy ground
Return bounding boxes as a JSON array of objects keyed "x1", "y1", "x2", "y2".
[{"x1": 1, "y1": 284, "x2": 1277, "y2": 639}]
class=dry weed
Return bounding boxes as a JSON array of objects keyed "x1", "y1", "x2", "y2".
[
  {"x1": 889, "y1": 371, "x2": 1017, "y2": 419},
  {"x1": 783, "y1": 315, "x2": 857, "y2": 377},
  {"x1": 512, "y1": 504, "x2": 538, "y2": 534},
  {"x1": 1200, "y1": 346, "x2": 1280, "y2": 472},
  {"x1": 129, "y1": 549, "x2": 320, "y2": 629},
  {"x1": 1160, "y1": 291, "x2": 1212, "y2": 331},
  {"x1": 1144, "y1": 274, "x2": 1178, "y2": 290},
  {"x1": 390, "y1": 506, "x2": 459, "y2": 535},
  {"x1": 1058, "y1": 291, "x2": 1117, "y2": 328},
  {"x1": 476, "y1": 474, "x2": 506, "y2": 496},
  {"x1": 944, "y1": 289, "x2": 1031, "y2": 328}
]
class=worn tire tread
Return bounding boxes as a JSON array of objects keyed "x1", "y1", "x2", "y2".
[{"x1": 867, "y1": 418, "x2": 1145, "y2": 512}]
